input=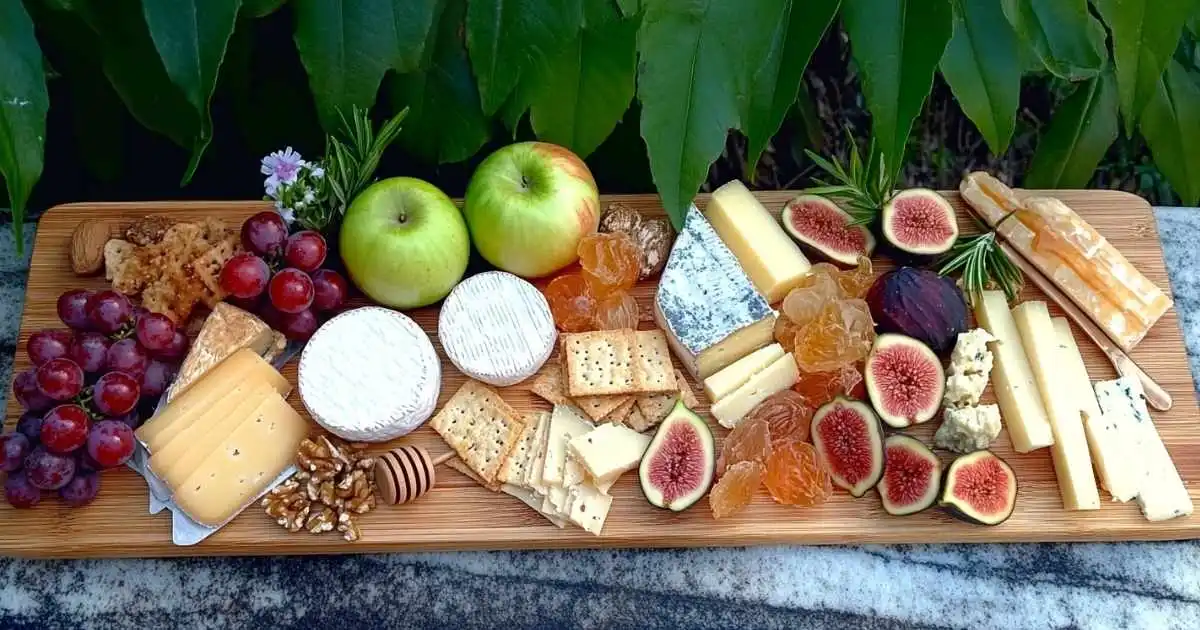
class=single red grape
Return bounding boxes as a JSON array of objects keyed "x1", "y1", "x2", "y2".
[
  {"x1": 157, "y1": 330, "x2": 189, "y2": 361},
  {"x1": 13, "y1": 370, "x2": 53, "y2": 412},
  {"x1": 40, "y1": 404, "x2": 90, "y2": 454},
  {"x1": 140, "y1": 360, "x2": 175, "y2": 399},
  {"x1": 87, "y1": 419, "x2": 135, "y2": 468},
  {"x1": 0, "y1": 433, "x2": 31, "y2": 472},
  {"x1": 60, "y1": 472, "x2": 100, "y2": 507},
  {"x1": 105, "y1": 339, "x2": 148, "y2": 378},
  {"x1": 28, "y1": 329, "x2": 73, "y2": 366},
  {"x1": 284, "y1": 231, "x2": 327, "y2": 272},
  {"x1": 279, "y1": 309, "x2": 319, "y2": 341},
  {"x1": 241, "y1": 211, "x2": 289, "y2": 256},
  {"x1": 135, "y1": 312, "x2": 176, "y2": 351},
  {"x1": 36, "y1": 358, "x2": 84, "y2": 401},
  {"x1": 68, "y1": 332, "x2": 112, "y2": 374},
  {"x1": 86, "y1": 290, "x2": 133, "y2": 334},
  {"x1": 24, "y1": 446, "x2": 76, "y2": 490},
  {"x1": 109, "y1": 411, "x2": 140, "y2": 431},
  {"x1": 15, "y1": 411, "x2": 43, "y2": 443},
  {"x1": 57, "y1": 289, "x2": 93, "y2": 330},
  {"x1": 4, "y1": 471, "x2": 42, "y2": 508},
  {"x1": 94, "y1": 371, "x2": 140, "y2": 416},
  {"x1": 311, "y1": 269, "x2": 349, "y2": 312},
  {"x1": 76, "y1": 446, "x2": 102, "y2": 472},
  {"x1": 220, "y1": 253, "x2": 271, "y2": 299},
  {"x1": 269, "y1": 268, "x2": 315, "y2": 314}
]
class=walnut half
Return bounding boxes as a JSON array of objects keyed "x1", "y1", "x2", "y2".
[{"x1": 266, "y1": 435, "x2": 378, "y2": 542}]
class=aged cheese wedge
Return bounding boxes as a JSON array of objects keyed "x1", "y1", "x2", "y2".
[
  {"x1": 566, "y1": 482, "x2": 614, "y2": 536},
  {"x1": 136, "y1": 349, "x2": 290, "y2": 452},
  {"x1": 1095, "y1": 377, "x2": 1193, "y2": 521},
  {"x1": 567, "y1": 423, "x2": 651, "y2": 484},
  {"x1": 172, "y1": 393, "x2": 308, "y2": 527},
  {"x1": 541, "y1": 405, "x2": 593, "y2": 487},
  {"x1": 703, "y1": 343, "x2": 785, "y2": 403},
  {"x1": 973, "y1": 291, "x2": 1054, "y2": 452},
  {"x1": 710, "y1": 353, "x2": 799, "y2": 429},
  {"x1": 704, "y1": 180, "x2": 811, "y2": 303},
  {"x1": 1052, "y1": 318, "x2": 1138, "y2": 502},
  {"x1": 1011, "y1": 302, "x2": 1099, "y2": 510},
  {"x1": 655, "y1": 205, "x2": 777, "y2": 380},
  {"x1": 165, "y1": 302, "x2": 277, "y2": 402}
]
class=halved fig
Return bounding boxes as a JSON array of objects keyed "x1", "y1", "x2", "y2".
[
  {"x1": 881, "y1": 188, "x2": 958, "y2": 256},
  {"x1": 781, "y1": 195, "x2": 876, "y2": 266},
  {"x1": 864, "y1": 334, "x2": 945, "y2": 428},
  {"x1": 639, "y1": 400, "x2": 715, "y2": 511},
  {"x1": 865, "y1": 267, "x2": 967, "y2": 354},
  {"x1": 810, "y1": 397, "x2": 884, "y2": 497},
  {"x1": 877, "y1": 434, "x2": 941, "y2": 516},
  {"x1": 940, "y1": 450, "x2": 1017, "y2": 526}
]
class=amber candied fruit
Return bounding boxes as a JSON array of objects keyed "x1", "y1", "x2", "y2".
[
  {"x1": 716, "y1": 416, "x2": 772, "y2": 474},
  {"x1": 763, "y1": 441, "x2": 832, "y2": 507},
  {"x1": 792, "y1": 365, "x2": 863, "y2": 409},
  {"x1": 594, "y1": 291, "x2": 639, "y2": 330},
  {"x1": 743, "y1": 390, "x2": 812, "y2": 446},
  {"x1": 792, "y1": 298, "x2": 874, "y2": 372},
  {"x1": 544, "y1": 273, "x2": 596, "y2": 332},
  {"x1": 782, "y1": 268, "x2": 839, "y2": 327},
  {"x1": 835, "y1": 257, "x2": 874, "y2": 298},
  {"x1": 709, "y1": 461, "x2": 765, "y2": 519},
  {"x1": 578, "y1": 232, "x2": 640, "y2": 295}
]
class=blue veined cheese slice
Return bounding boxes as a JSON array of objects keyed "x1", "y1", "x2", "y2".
[{"x1": 654, "y1": 205, "x2": 777, "y2": 380}]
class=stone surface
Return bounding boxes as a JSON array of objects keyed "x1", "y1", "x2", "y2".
[{"x1": 2, "y1": 210, "x2": 1200, "y2": 629}]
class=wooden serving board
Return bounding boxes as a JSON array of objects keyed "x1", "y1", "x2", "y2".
[{"x1": 2, "y1": 191, "x2": 1197, "y2": 559}]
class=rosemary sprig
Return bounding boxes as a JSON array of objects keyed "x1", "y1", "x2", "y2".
[
  {"x1": 802, "y1": 129, "x2": 898, "y2": 226},
  {"x1": 936, "y1": 213, "x2": 1023, "y2": 304}
]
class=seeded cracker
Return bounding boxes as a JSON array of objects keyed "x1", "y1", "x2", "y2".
[
  {"x1": 446, "y1": 457, "x2": 500, "y2": 491},
  {"x1": 605, "y1": 398, "x2": 638, "y2": 425},
  {"x1": 430, "y1": 381, "x2": 526, "y2": 485},
  {"x1": 633, "y1": 330, "x2": 677, "y2": 393},
  {"x1": 576, "y1": 394, "x2": 632, "y2": 422},
  {"x1": 530, "y1": 361, "x2": 571, "y2": 406},
  {"x1": 626, "y1": 406, "x2": 649, "y2": 432},
  {"x1": 634, "y1": 370, "x2": 698, "y2": 431},
  {"x1": 498, "y1": 411, "x2": 548, "y2": 486},
  {"x1": 563, "y1": 330, "x2": 639, "y2": 396}
]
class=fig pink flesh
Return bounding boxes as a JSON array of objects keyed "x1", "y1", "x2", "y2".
[
  {"x1": 647, "y1": 422, "x2": 706, "y2": 503},
  {"x1": 789, "y1": 201, "x2": 868, "y2": 251},
  {"x1": 889, "y1": 196, "x2": 956, "y2": 247},
  {"x1": 872, "y1": 344, "x2": 941, "y2": 420},
  {"x1": 815, "y1": 405, "x2": 874, "y2": 486},
  {"x1": 883, "y1": 444, "x2": 935, "y2": 505},
  {"x1": 952, "y1": 457, "x2": 1012, "y2": 515}
]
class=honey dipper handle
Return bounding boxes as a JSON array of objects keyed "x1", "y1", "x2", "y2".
[{"x1": 431, "y1": 451, "x2": 454, "y2": 466}]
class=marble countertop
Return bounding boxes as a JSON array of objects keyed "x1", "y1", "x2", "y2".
[{"x1": 2, "y1": 210, "x2": 1200, "y2": 629}]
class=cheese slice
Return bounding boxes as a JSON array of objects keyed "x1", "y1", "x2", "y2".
[
  {"x1": 149, "y1": 383, "x2": 277, "y2": 487},
  {"x1": 1052, "y1": 318, "x2": 1138, "y2": 502},
  {"x1": 567, "y1": 423, "x2": 651, "y2": 484},
  {"x1": 703, "y1": 343, "x2": 785, "y2": 402},
  {"x1": 566, "y1": 483, "x2": 614, "y2": 535},
  {"x1": 590, "y1": 473, "x2": 617, "y2": 495},
  {"x1": 501, "y1": 483, "x2": 567, "y2": 528},
  {"x1": 136, "y1": 349, "x2": 290, "y2": 451},
  {"x1": 1011, "y1": 303, "x2": 1099, "y2": 510},
  {"x1": 1095, "y1": 377, "x2": 1193, "y2": 521},
  {"x1": 165, "y1": 302, "x2": 276, "y2": 402},
  {"x1": 710, "y1": 353, "x2": 799, "y2": 429},
  {"x1": 655, "y1": 205, "x2": 777, "y2": 380},
  {"x1": 524, "y1": 411, "x2": 553, "y2": 494},
  {"x1": 973, "y1": 291, "x2": 1054, "y2": 452},
  {"x1": 704, "y1": 180, "x2": 811, "y2": 303},
  {"x1": 541, "y1": 405, "x2": 593, "y2": 487},
  {"x1": 172, "y1": 393, "x2": 308, "y2": 527}
]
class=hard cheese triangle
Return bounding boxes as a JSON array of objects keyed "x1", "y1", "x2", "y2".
[{"x1": 165, "y1": 302, "x2": 277, "y2": 402}]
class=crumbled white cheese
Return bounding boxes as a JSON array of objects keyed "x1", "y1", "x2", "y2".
[
  {"x1": 944, "y1": 372, "x2": 989, "y2": 407},
  {"x1": 935, "y1": 404, "x2": 1002, "y2": 453},
  {"x1": 943, "y1": 328, "x2": 996, "y2": 408}
]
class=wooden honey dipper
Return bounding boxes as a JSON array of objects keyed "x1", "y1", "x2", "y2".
[{"x1": 374, "y1": 445, "x2": 454, "y2": 506}]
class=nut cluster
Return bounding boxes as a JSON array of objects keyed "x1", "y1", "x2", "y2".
[{"x1": 262, "y1": 435, "x2": 377, "y2": 542}]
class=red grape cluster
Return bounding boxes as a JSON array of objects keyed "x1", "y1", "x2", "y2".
[
  {"x1": 3, "y1": 289, "x2": 189, "y2": 509},
  {"x1": 220, "y1": 211, "x2": 348, "y2": 340}
]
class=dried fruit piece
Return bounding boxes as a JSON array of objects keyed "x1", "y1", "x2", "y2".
[
  {"x1": 877, "y1": 434, "x2": 941, "y2": 516},
  {"x1": 864, "y1": 334, "x2": 945, "y2": 428},
  {"x1": 710, "y1": 460, "x2": 765, "y2": 519},
  {"x1": 773, "y1": 316, "x2": 801, "y2": 352},
  {"x1": 810, "y1": 397, "x2": 884, "y2": 497},
  {"x1": 743, "y1": 390, "x2": 812, "y2": 446},
  {"x1": 578, "y1": 232, "x2": 640, "y2": 295},
  {"x1": 835, "y1": 257, "x2": 874, "y2": 298},
  {"x1": 792, "y1": 365, "x2": 863, "y2": 409},
  {"x1": 593, "y1": 291, "x2": 639, "y2": 330},
  {"x1": 782, "y1": 269, "x2": 839, "y2": 327},
  {"x1": 781, "y1": 195, "x2": 876, "y2": 265},
  {"x1": 881, "y1": 188, "x2": 958, "y2": 256},
  {"x1": 639, "y1": 401, "x2": 715, "y2": 511},
  {"x1": 792, "y1": 299, "x2": 875, "y2": 372},
  {"x1": 940, "y1": 450, "x2": 1017, "y2": 526},
  {"x1": 716, "y1": 416, "x2": 772, "y2": 474},
  {"x1": 543, "y1": 273, "x2": 597, "y2": 332},
  {"x1": 599, "y1": 203, "x2": 643, "y2": 234},
  {"x1": 763, "y1": 440, "x2": 831, "y2": 506},
  {"x1": 866, "y1": 267, "x2": 967, "y2": 354}
]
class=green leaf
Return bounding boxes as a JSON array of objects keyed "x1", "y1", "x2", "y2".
[
  {"x1": 636, "y1": 0, "x2": 783, "y2": 227},
  {"x1": 390, "y1": 0, "x2": 441, "y2": 72},
  {"x1": 1025, "y1": 70, "x2": 1119, "y2": 188},
  {"x1": 242, "y1": 0, "x2": 287, "y2": 18},
  {"x1": 1001, "y1": 0, "x2": 1105, "y2": 81},
  {"x1": 0, "y1": 0, "x2": 47, "y2": 248},
  {"x1": 741, "y1": 0, "x2": 839, "y2": 172},
  {"x1": 940, "y1": 0, "x2": 1022, "y2": 154},
  {"x1": 465, "y1": 0, "x2": 584, "y2": 115},
  {"x1": 389, "y1": 0, "x2": 490, "y2": 163},
  {"x1": 141, "y1": 0, "x2": 241, "y2": 182},
  {"x1": 1139, "y1": 59, "x2": 1200, "y2": 205},
  {"x1": 843, "y1": 0, "x2": 953, "y2": 173},
  {"x1": 616, "y1": 0, "x2": 638, "y2": 16},
  {"x1": 1094, "y1": 0, "x2": 1196, "y2": 136}
]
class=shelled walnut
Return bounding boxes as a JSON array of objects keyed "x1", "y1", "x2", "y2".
[{"x1": 262, "y1": 435, "x2": 377, "y2": 542}]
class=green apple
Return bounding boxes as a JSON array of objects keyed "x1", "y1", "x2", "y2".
[
  {"x1": 463, "y1": 142, "x2": 600, "y2": 278},
  {"x1": 340, "y1": 177, "x2": 470, "y2": 309}
]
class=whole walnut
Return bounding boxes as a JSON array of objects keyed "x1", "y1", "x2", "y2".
[
  {"x1": 599, "y1": 203, "x2": 642, "y2": 235},
  {"x1": 634, "y1": 219, "x2": 673, "y2": 279}
]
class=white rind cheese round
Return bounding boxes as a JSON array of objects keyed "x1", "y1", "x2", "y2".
[
  {"x1": 438, "y1": 271, "x2": 556, "y2": 386},
  {"x1": 299, "y1": 307, "x2": 440, "y2": 442}
]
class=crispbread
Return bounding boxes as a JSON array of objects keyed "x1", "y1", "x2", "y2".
[
  {"x1": 632, "y1": 330, "x2": 677, "y2": 393},
  {"x1": 430, "y1": 381, "x2": 526, "y2": 485},
  {"x1": 498, "y1": 411, "x2": 545, "y2": 486},
  {"x1": 625, "y1": 405, "x2": 649, "y2": 433},
  {"x1": 575, "y1": 394, "x2": 631, "y2": 422},
  {"x1": 563, "y1": 330, "x2": 639, "y2": 396},
  {"x1": 530, "y1": 361, "x2": 571, "y2": 406},
  {"x1": 605, "y1": 397, "x2": 637, "y2": 425},
  {"x1": 677, "y1": 369, "x2": 700, "y2": 407},
  {"x1": 635, "y1": 370, "x2": 698, "y2": 431}
]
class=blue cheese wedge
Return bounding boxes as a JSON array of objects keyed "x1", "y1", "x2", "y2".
[
  {"x1": 654, "y1": 205, "x2": 777, "y2": 380},
  {"x1": 1094, "y1": 377, "x2": 1193, "y2": 521},
  {"x1": 567, "y1": 483, "x2": 614, "y2": 535},
  {"x1": 567, "y1": 423, "x2": 651, "y2": 485}
]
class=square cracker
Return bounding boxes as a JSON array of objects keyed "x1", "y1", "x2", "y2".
[
  {"x1": 498, "y1": 411, "x2": 548, "y2": 486},
  {"x1": 446, "y1": 458, "x2": 500, "y2": 492},
  {"x1": 563, "y1": 330, "x2": 639, "y2": 397},
  {"x1": 625, "y1": 405, "x2": 649, "y2": 432},
  {"x1": 604, "y1": 397, "x2": 638, "y2": 425},
  {"x1": 530, "y1": 362, "x2": 571, "y2": 406},
  {"x1": 431, "y1": 381, "x2": 526, "y2": 485},
  {"x1": 633, "y1": 330, "x2": 677, "y2": 393},
  {"x1": 575, "y1": 394, "x2": 631, "y2": 422},
  {"x1": 634, "y1": 370, "x2": 698, "y2": 432}
]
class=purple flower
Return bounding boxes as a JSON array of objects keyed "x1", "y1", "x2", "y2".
[{"x1": 261, "y1": 147, "x2": 305, "y2": 184}]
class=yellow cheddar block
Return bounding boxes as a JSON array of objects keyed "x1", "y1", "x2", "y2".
[
  {"x1": 973, "y1": 291, "x2": 1054, "y2": 452},
  {"x1": 705, "y1": 180, "x2": 811, "y2": 303}
]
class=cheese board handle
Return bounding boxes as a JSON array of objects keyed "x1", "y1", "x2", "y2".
[{"x1": 998, "y1": 241, "x2": 1173, "y2": 411}]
